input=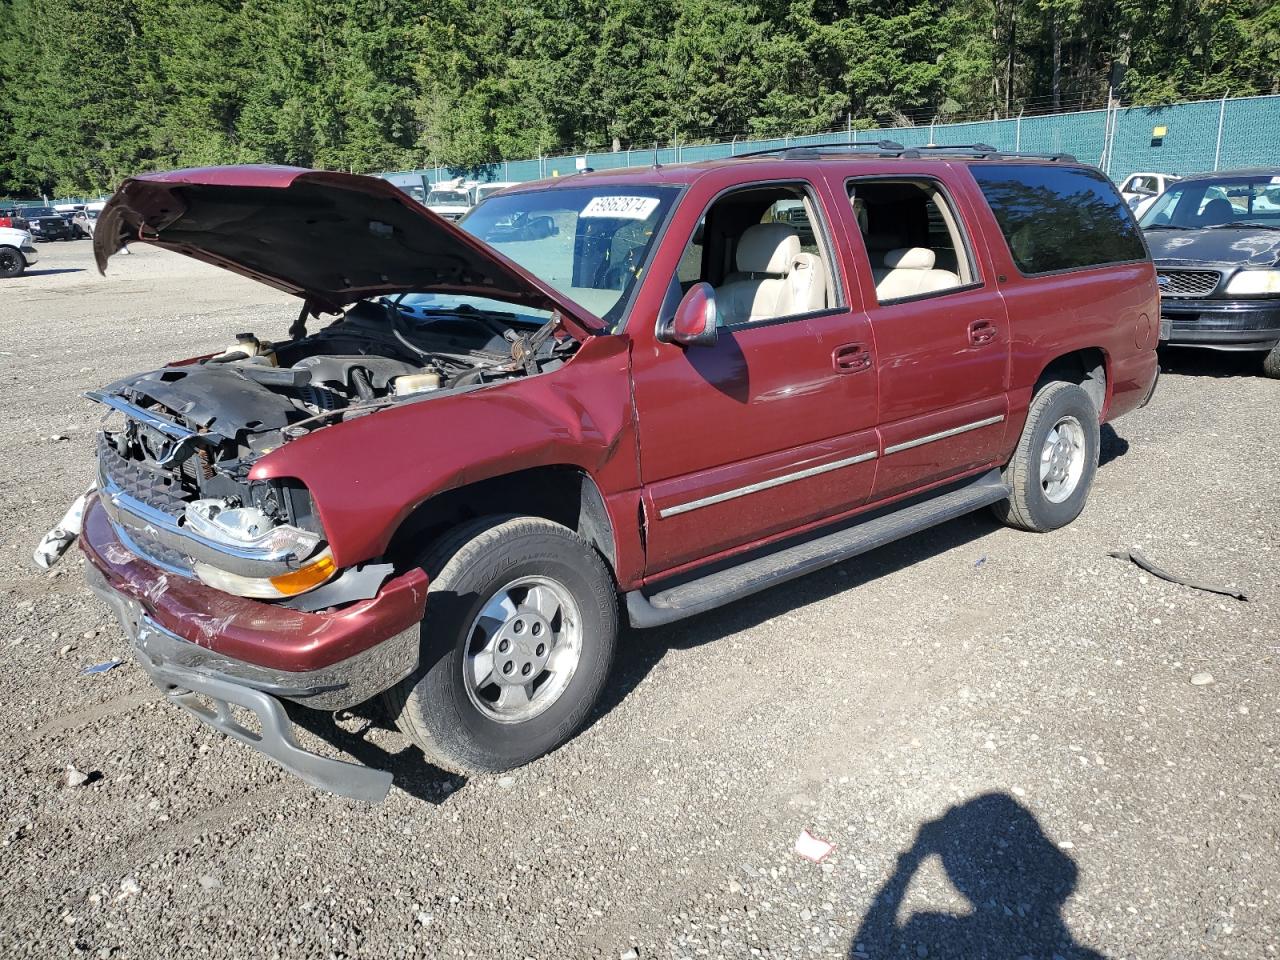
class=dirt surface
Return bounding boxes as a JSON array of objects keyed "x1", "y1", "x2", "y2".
[{"x1": 2, "y1": 240, "x2": 1278, "y2": 960}]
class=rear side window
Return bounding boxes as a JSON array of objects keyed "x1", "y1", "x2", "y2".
[{"x1": 971, "y1": 164, "x2": 1147, "y2": 276}]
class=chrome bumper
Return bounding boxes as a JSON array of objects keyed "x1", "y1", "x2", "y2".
[{"x1": 85, "y1": 562, "x2": 414, "y2": 803}]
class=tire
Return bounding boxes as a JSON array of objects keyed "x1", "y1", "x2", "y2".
[
  {"x1": 992, "y1": 381, "x2": 1100, "y2": 533},
  {"x1": 1263, "y1": 344, "x2": 1280, "y2": 379},
  {"x1": 383, "y1": 515, "x2": 618, "y2": 774},
  {"x1": 0, "y1": 246, "x2": 25, "y2": 278}
]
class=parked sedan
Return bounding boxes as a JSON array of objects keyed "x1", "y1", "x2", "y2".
[{"x1": 1142, "y1": 169, "x2": 1280, "y2": 377}]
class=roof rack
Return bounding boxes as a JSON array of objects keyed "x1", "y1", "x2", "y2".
[
  {"x1": 899, "y1": 143, "x2": 1077, "y2": 162},
  {"x1": 729, "y1": 138, "x2": 1076, "y2": 163},
  {"x1": 732, "y1": 140, "x2": 906, "y2": 160}
]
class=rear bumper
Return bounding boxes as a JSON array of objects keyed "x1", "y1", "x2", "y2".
[
  {"x1": 1159, "y1": 298, "x2": 1280, "y2": 350},
  {"x1": 20, "y1": 243, "x2": 38, "y2": 265}
]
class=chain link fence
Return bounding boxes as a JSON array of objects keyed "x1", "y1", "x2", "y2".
[
  {"x1": 10, "y1": 93, "x2": 1275, "y2": 205},
  {"x1": 393, "y1": 93, "x2": 1280, "y2": 187}
]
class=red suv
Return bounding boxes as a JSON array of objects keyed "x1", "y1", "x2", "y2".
[{"x1": 62, "y1": 148, "x2": 1159, "y2": 800}]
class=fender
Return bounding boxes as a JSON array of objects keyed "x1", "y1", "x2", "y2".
[{"x1": 249, "y1": 335, "x2": 640, "y2": 569}]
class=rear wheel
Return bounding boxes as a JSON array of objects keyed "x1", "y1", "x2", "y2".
[
  {"x1": 1263, "y1": 344, "x2": 1280, "y2": 379},
  {"x1": 992, "y1": 381, "x2": 1100, "y2": 532},
  {"x1": 0, "y1": 246, "x2": 24, "y2": 278},
  {"x1": 383, "y1": 515, "x2": 617, "y2": 774}
]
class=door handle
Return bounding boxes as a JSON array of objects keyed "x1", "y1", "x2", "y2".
[
  {"x1": 968, "y1": 319, "x2": 998, "y2": 346},
  {"x1": 832, "y1": 343, "x2": 872, "y2": 373}
]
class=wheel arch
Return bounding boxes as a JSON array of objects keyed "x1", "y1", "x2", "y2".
[
  {"x1": 1033, "y1": 347, "x2": 1109, "y2": 417},
  {"x1": 386, "y1": 465, "x2": 620, "y2": 579}
]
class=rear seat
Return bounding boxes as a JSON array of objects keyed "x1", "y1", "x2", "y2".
[{"x1": 873, "y1": 247, "x2": 960, "y2": 301}]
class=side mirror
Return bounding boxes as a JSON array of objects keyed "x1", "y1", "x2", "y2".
[{"x1": 659, "y1": 282, "x2": 719, "y2": 347}]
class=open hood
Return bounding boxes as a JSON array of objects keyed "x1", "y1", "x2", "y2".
[{"x1": 94, "y1": 165, "x2": 603, "y2": 338}]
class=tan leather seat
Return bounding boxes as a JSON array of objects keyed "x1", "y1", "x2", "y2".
[
  {"x1": 873, "y1": 247, "x2": 960, "y2": 301},
  {"x1": 716, "y1": 223, "x2": 826, "y2": 324}
]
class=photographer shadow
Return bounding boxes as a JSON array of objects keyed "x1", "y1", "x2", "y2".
[{"x1": 851, "y1": 792, "x2": 1107, "y2": 960}]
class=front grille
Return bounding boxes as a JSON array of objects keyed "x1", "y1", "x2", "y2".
[
  {"x1": 97, "y1": 435, "x2": 197, "y2": 573},
  {"x1": 97, "y1": 433, "x2": 188, "y2": 517},
  {"x1": 1157, "y1": 269, "x2": 1221, "y2": 298},
  {"x1": 115, "y1": 523, "x2": 195, "y2": 574}
]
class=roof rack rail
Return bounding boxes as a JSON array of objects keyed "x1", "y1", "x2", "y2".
[
  {"x1": 732, "y1": 140, "x2": 905, "y2": 160},
  {"x1": 728, "y1": 139, "x2": 1076, "y2": 163},
  {"x1": 899, "y1": 143, "x2": 1077, "y2": 162}
]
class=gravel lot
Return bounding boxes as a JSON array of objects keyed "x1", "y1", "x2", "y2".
[{"x1": 2, "y1": 240, "x2": 1278, "y2": 960}]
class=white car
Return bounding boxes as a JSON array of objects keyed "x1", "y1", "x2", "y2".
[
  {"x1": 425, "y1": 183, "x2": 473, "y2": 222},
  {"x1": 1120, "y1": 172, "x2": 1179, "y2": 219},
  {"x1": 472, "y1": 181, "x2": 518, "y2": 204},
  {"x1": 0, "y1": 227, "x2": 39, "y2": 277}
]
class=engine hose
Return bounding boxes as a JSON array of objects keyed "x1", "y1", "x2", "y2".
[
  {"x1": 451, "y1": 367, "x2": 488, "y2": 388},
  {"x1": 350, "y1": 368, "x2": 376, "y2": 401}
]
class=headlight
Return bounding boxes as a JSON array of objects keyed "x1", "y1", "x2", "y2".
[
  {"x1": 194, "y1": 548, "x2": 337, "y2": 598},
  {"x1": 1226, "y1": 269, "x2": 1280, "y2": 296},
  {"x1": 185, "y1": 498, "x2": 320, "y2": 560},
  {"x1": 184, "y1": 498, "x2": 335, "y2": 598}
]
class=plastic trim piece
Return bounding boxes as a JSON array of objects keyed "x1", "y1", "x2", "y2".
[
  {"x1": 150, "y1": 659, "x2": 392, "y2": 803},
  {"x1": 658, "y1": 451, "x2": 878, "y2": 519},
  {"x1": 883, "y1": 415, "x2": 1005, "y2": 455}
]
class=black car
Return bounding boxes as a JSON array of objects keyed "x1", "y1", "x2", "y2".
[
  {"x1": 21, "y1": 206, "x2": 76, "y2": 242},
  {"x1": 1142, "y1": 169, "x2": 1280, "y2": 377}
]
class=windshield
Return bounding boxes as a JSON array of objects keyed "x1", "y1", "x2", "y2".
[
  {"x1": 426, "y1": 190, "x2": 470, "y2": 206},
  {"x1": 384, "y1": 292, "x2": 552, "y2": 327},
  {"x1": 458, "y1": 184, "x2": 679, "y2": 326},
  {"x1": 23, "y1": 207, "x2": 55, "y2": 218},
  {"x1": 1140, "y1": 175, "x2": 1280, "y2": 229}
]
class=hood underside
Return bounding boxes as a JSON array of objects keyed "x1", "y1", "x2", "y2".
[{"x1": 94, "y1": 166, "x2": 602, "y2": 336}]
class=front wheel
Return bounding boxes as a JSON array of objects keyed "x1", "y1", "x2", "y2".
[
  {"x1": 383, "y1": 515, "x2": 617, "y2": 774},
  {"x1": 0, "y1": 246, "x2": 25, "y2": 278},
  {"x1": 992, "y1": 381, "x2": 1100, "y2": 533}
]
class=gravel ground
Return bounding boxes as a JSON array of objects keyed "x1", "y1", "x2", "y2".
[{"x1": 1, "y1": 240, "x2": 1278, "y2": 960}]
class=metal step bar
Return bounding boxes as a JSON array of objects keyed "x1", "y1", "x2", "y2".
[{"x1": 625, "y1": 469, "x2": 1010, "y2": 628}]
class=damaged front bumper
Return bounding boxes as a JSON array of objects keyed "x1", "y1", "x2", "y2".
[{"x1": 78, "y1": 493, "x2": 428, "y2": 801}]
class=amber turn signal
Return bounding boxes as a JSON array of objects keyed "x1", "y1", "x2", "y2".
[{"x1": 269, "y1": 552, "x2": 338, "y2": 596}]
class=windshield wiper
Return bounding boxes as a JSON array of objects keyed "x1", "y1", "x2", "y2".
[
  {"x1": 1203, "y1": 222, "x2": 1280, "y2": 231},
  {"x1": 424, "y1": 303, "x2": 520, "y2": 321},
  {"x1": 1143, "y1": 223, "x2": 1189, "y2": 230}
]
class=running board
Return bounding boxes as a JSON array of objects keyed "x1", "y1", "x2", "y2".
[{"x1": 626, "y1": 469, "x2": 1010, "y2": 628}]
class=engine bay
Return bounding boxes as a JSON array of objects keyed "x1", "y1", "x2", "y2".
[{"x1": 91, "y1": 298, "x2": 579, "y2": 523}]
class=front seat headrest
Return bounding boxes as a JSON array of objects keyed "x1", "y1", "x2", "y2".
[
  {"x1": 736, "y1": 223, "x2": 802, "y2": 275},
  {"x1": 883, "y1": 247, "x2": 937, "y2": 270},
  {"x1": 1199, "y1": 197, "x2": 1234, "y2": 225}
]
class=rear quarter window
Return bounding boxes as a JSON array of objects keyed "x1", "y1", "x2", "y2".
[{"x1": 970, "y1": 164, "x2": 1147, "y2": 276}]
